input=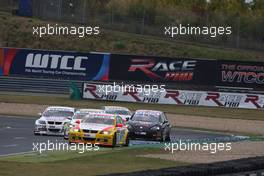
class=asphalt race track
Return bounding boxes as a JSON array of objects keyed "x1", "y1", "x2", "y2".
[{"x1": 0, "y1": 116, "x2": 246, "y2": 156}]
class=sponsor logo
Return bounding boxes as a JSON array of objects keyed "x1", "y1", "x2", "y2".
[
  {"x1": 128, "y1": 59, "x2": 196, "y2": 81},
  {"x1": 221, "y1": 64, "x2": 264, "y2": 85},
  {"x1": 179, "y1": 92, "x2": 203, "y2": 105},
  {"x1": 206, "y1": 92, "x2": 242, "y2": 108},
  {"x1": 84, "y1": 84, "x2": 118, "y2": 101},
  {"x1": 222, "y1": 71, "x2": 264, "y2": 84},
  {"x1": 245, "y1": 95, "x2": 264, "y2": 109},
  {"x1": 164, "y1": 91, "x2": 202, "y2": 105},
  {"x1": 25, "y1": 53, "x2": 88, "y2": 71}
]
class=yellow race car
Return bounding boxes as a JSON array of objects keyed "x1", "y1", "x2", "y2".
[{"x1": 68, "y1": 113, "x2": 129, "y2": 147}]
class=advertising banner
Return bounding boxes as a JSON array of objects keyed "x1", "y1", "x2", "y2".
[
  {"x1": 109, "y1": 54, "x2": 217, "y2": 85},
  {"x1": 217, "y1": 60, "x2": 264, "y2": 88},
  {"x1": 1, "y1": 48, "x2": 110, "y2": 80},
  {"x1": 83, "y1": 83, "x2": 264, "y2": 110},
  {"x1": 0, "y1": 48, "x2": 3, "y2": 76}
]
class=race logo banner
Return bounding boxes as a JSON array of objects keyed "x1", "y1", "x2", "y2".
[
  {"x1": 83, "y1": 83, "x2": 264, "y2": 110},
  {"x1": 109, "y1": 54, "x2": 217, "y2": 85},
  {"x1": 1, "y1": 48, "x2": 110, "y2": 81}
]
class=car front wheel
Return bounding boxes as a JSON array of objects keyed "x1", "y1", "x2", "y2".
[
  {"x1": 160, "y1": 131, "x2": 166, "y2": 142},
  {"x1": 112, "y1": 133, "x2": 116, "y2": 147},
  {"x1": 124, "y1": 135, "x2": 129, "y2": 147}
]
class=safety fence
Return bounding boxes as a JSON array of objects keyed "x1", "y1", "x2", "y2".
[
  {"x1": 1, "y1": 0, "x2": 264, "y2": 51},
  {"x1": 0, "y1": 76, "x2": 82, "y2": 94}
]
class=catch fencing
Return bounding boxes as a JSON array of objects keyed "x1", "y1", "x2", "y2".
[{"x1": 0, "y1": 0, "x2": 263, "y2": 50}]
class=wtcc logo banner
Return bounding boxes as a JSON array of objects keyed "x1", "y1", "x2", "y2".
[
  {"x1": 83, "y1": 83, "x2": 264, "y2": 110},
  {"x1": 1, "y1": 48, "x2": 110, "y2": 81}
]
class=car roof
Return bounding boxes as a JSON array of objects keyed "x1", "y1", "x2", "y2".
[
  {"x1": 87, "y1": 113, "x2": 116, "y2": 119},
  {"x1": 103, "y1": 106, "x2": 130, "y2": 111},
  {"x1": 134, "y1": 110, "x2": 163, "y2": 115},
  {"x1": 46, "y1": 106, "x2": 75, "y2": 112},
  {"x1": 77, "y1": 109, "x2": 104, "y2": 113}
]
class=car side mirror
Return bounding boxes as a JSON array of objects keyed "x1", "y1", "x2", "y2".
[
  {"x1": 163, "y1": 120, "x2": 168, "y2": 124},
  {"x1": 126, "y1": 117, "x2": 130, "y2": 122},
  {"x1": 38, "y1": 112, "x2": 42, "y2": 116},
  {"x1": 116, "y1": 124, "x2": 123, "y2": 127}
]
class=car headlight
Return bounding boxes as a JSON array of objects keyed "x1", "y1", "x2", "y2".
[
  {"x1": 99, "y1": 131, "x2": 111, "y2": 135},
  {"x1": 37, "y1": 120, "x2": 46, "y2": 125},
  {"x1": 150, "y1": 126, "x2": 160, "y2": 131}
]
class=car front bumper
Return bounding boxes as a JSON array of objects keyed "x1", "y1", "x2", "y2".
[
  {"x1": 128, "y1": 130, "x2": 162, "y2": 140},
  {"x1": 34, "y1": 124, "x2": 64, "y2": 136},
  {"x1": 68, "y1": 131, "x2": 115, "y2": 146}
]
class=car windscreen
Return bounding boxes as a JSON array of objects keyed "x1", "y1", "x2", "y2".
[
  {"x1": 131, "y1": 114, "x2": 160, "y2": 122},
  {"x1": 73, "y1": 112, "x2": 90, "y2": 119},
  {"x1": 83, "y1": 117, "x2": 114, "y2": 125},
  {"x1": 106, "y1": 109, "x2": 130, "y2": 115},
  {"x1": 43, "y1": 110, "x2": 74, "y2": 117}
]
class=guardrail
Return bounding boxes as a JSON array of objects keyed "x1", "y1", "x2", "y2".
[
  {"x1": 0, "y1": 76, "x2": 262, "y2": 96},
  {"x1": 0, "y1": 76, "x2": 83, "y2": 94}
]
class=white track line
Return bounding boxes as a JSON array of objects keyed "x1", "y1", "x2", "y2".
[
  {"x1": 0, "y1": 151, "x2": 36, "y2": 157},
  {"x1": 1, "y1": 144, "x2": 18, "y2": 147}
]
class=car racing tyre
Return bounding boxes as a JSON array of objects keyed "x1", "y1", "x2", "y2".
[
  {"x1": 64, "y1": 131, "x2": 68, "y2": 140},
  {"x1": 124, "y1": 136, "x2": 129, "y2": 147},
  {"x1": 112, "y1": 133, "x2": 117, "y2": 147},
  {"x1": 160, "y1": 131, "x2": 166, "y2": 142},
  {"x1": 165, "y1": 132, "x2": 171, "y2": 142}
]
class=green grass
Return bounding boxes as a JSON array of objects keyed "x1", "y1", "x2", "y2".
[
  {"x1": 0, "y1": 148, "x2": 185, "y2": 176},
  {"x1": 0, "y1": 12, "x2": 264, "y2": 61},
  {"x1": 0, "y1": 94, "x2": 263, "y2": 120}
]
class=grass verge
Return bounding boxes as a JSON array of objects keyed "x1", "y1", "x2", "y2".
[{"x1": 0, "y1": 147, "x2": 185, "y2": 176}]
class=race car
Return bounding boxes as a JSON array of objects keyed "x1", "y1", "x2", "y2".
[
  {"x1": 102, "y1": 106, "x2": 132, "y2": 122},
  {"x1": 63, "y1": 108, "x2": 104, "y2": 139},
  {"x1": 68, "y1": 113, "x2": 129, "y2": 147},
  {"x1": 34, "y1": 106, "x2": 75, "y2": 136},
  {"x1": 127, "y1": 110, "x2": 171, "y2": 142}
]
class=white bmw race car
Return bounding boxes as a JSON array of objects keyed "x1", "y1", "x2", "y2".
[
  {"x1": 34, "y1": 106, "x2": 75, "y2": 136},
  {"x1": 63, "y1": 108, "x2": 104, "y2": 139},
  {"x1": 102, "y1": 106, "x2": 132, "y2": 122}
]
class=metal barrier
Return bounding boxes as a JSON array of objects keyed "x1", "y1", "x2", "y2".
[{"x1": 0, "y1": 76, "x2": 83, "y2": 94}]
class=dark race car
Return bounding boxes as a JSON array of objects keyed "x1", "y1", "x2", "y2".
[{"x1": 127, "y1": 110, "x2": 171, "y2": 142}]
